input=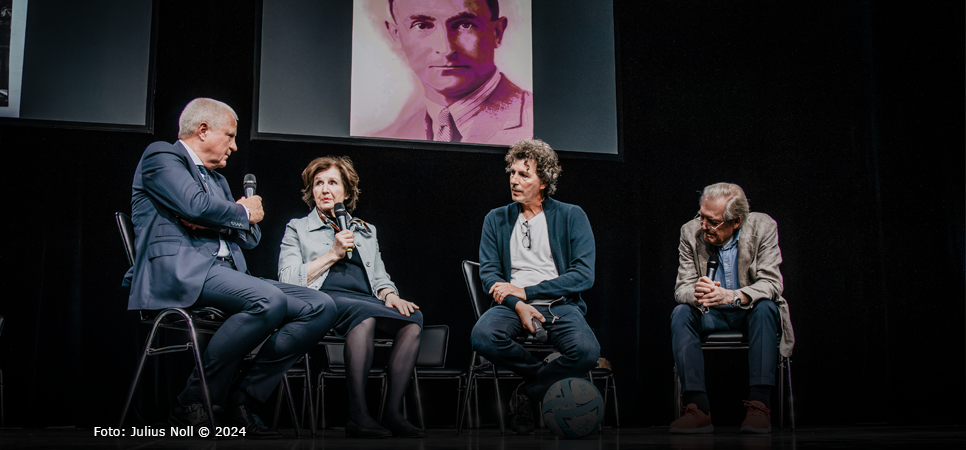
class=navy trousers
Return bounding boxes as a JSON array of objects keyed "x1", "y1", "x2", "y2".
[
  {"x1": 178, "y1": 260, "x2": 338, "y2": 406},
  {"x1": 670, "y1": 300, "x2": 780, "y2": 392},
  {"x1": 471, "y1": 302, "x2": 600, "y2": 402}
]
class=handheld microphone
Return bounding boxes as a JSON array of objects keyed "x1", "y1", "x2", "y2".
[
  {"x1": 703, "y1": 252, "x2": 720, "y2": 313},
  {"x1": 532, "y1": 318, "x2": 548, "y2": 343},
  {"x1": 333, "y1": 202, "x2": 353, "y2": 259},
  {"x1": 243, "y1": 174, "x2": 256, "y2": 198}
]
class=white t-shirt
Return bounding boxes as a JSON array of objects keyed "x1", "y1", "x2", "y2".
[{"x1": 510, "y1": 212, "x2": 558, "y2": 305}]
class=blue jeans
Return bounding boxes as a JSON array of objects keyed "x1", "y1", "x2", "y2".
[
  {"x1": 670, "y1": 300, "x2": 780, "y2": 392},
  {"x1": 471, "y1": 302, "x2": 600, "y2": 401}
]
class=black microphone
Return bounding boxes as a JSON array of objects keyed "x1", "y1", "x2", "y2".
[
  {"x1": 532, "y1": 318, "x2": 548, "y2": 343},
  {"x1": 334, "y1": 202, "x2": 353, "y2": 259},
  {"x1": 703, "y1": 251, "x2": 720, "y2": 313},
  {"x1": 243, "y1": 174, "x2": 256, "y2": 198}
]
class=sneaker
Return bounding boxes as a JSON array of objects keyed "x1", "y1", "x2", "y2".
[
  {"x1": 508, "y1": 383, "x2": 535, "y2": 435},
  {"x1": 669, "y1": 403, "x2": 713, "y2": 434},
  {"x1": 168, "y1": 403, "x2": 213, "y2": 438},
  {"x1": 740, "y1": 400, "x2": 772, "y2": 434}
]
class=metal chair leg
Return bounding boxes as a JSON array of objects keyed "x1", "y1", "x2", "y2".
[
  {"x1": 587, "y1": 371, "x2": 606, "y2": 434},
  {"x1": 377, "y1": 375, "x2": 388, "y2": 423},
  {"x1": 456, "y1": 375, "x2": 463, "y2": 428},
  {"x1": 272, "y1": 383, "x2": 283, "y2": 430},
  {"x1": 473, "y1": 375, "x2": 481, "y2": 429},
  {"x1": 673, "y1": 364, "x2": 682, "y2": 419},
  {"x1": 779, "y1": 357, "x2": 785, "y2": 431},
  {"x1": 303, "y1": 356, "x2": 316, "y2": 437},
  {"x1": 119, "y1": 318, "x2": 162, "y2": 427},
  {"x1": 610, "y1": 374, "x2": 620, "y2": 427},
  {"x1": 187, "y1": 319, "x2": 217, "y2": 430},
  {"x1": 120, "y1": 309, "x2": 217, "y2": 429},
  {"x1": 491, "y1": 365, "x2": 505, "y2": 435},
  {"x1": 315, "y1": 372, "x2": 327, "y2": 430},
  {"x1": 787, "y1": 357, "x2": 796, "y2": 431},
  {"x1": 412, "y1": 369, "x2": 426, "y2": 430},
  {"x1": 457, "y1": 352, "x2": 478, "y2": 433},
  {"x1": 282, "y1": 376, "x2": 301, "y2": 438}
]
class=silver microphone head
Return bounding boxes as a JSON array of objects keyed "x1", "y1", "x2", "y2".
[{"x1": 243, "y1": 173, "x2": 257, "y2": 190}]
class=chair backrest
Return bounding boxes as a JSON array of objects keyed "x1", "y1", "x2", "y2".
[
  {"x1": 116, "y1": 212, "x2": 136, "y2": 267},
  {"x1": 461, "y1": 260, "x2": 490, "y2": 321},
  {"x1": 324, "y1": 343, "x2": 347, "y2": 367},
  {"x1": 415, "y1": 325, "x2": 449, "y2": 368}
]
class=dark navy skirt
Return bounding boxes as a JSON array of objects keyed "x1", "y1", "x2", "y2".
[{"x1": 324, "y1": 290, "x2": 423, "y2": 337}]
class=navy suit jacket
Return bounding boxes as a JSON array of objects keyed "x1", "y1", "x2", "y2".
[{"x1": 124, "y1": 140, "x2": 260, "y2": 310}]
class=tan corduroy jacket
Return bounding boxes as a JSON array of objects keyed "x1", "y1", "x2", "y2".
[{"x1": 674, "y1": 212, "x2": 795, "y2": 357}]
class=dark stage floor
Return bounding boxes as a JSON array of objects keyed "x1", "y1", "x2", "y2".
[{"x1": 0, "y1": 425, "x2": 962, "y2": 449}]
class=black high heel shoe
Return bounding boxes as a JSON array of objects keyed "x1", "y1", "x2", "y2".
[
  {"x1": 382, "y1": 418, "x2": 427, "y2": 438},
  {"x1": 345, "y1": 417, "x2": 392, "y2": 439}
]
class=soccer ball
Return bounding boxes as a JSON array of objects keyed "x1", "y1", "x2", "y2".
[{"x1": 541, "y1": 377, "x2": 604, "y2": 438}]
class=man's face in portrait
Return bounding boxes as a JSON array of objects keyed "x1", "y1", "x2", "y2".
[{"x1": 388, "y1": 0, "x2": 507, "y2": 104}]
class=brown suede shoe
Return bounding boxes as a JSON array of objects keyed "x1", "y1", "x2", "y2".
[
  {"x1": 669, "y1": 403, "x2": 713, "y2": 434},
  {"x1": 739, "y1": 400, "x2": 772, "y2": 434}
]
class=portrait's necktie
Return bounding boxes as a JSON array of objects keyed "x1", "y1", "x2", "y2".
[{"x1": 435, "y1": 108, "x2": 456, "y2": 142}]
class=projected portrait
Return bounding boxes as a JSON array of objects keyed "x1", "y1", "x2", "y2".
[
  {"x1": 349, "y1": 0, "x2": 533, "y2": 145},
  {"x1": 1, "y1": 0, "x2": 13, "y2": 108}
]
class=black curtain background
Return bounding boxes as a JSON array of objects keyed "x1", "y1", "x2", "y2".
[{"x1": 0, "y1": 0, "x2": 962, "y2": 428}]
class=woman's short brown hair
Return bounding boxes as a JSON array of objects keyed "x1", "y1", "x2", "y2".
[{"x1": 301, "y1": 156, "x2": 361, "y2": 212}]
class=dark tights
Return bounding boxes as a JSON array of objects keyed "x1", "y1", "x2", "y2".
[{"x1": 344, "y1": 318, "x2": 421, "y2": 426}]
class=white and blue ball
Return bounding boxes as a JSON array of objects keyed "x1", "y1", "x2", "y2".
[{"x1": 541, "y1": 377, "x2": 603, "y2": 438}]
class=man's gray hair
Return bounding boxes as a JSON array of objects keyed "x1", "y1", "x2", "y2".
[
  {"x1": 505, "y1": 138, "x2": 562, "y2": 196},
  {"x1": 700, "y1": 182, "x2": 750, "y2": 224},
  {"x1": 178, "y1": 98, "x2": 238, "y2": 139}
]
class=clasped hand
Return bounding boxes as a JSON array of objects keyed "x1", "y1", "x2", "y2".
[{"x1": 693, "y1": 276, "x2": 730, "y2": 307}]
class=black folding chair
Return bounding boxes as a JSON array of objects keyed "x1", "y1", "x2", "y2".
[
  {"x1": 115, "y1": 212, "x2": 306, "y2": 437},
  {"x1": 458, "y1": 260, "x2": 558, "y2": 434},
  {"x1": 411, "y1": 325, "x2": 465, "y2": 429},
  {"x1": 672, "y1": 329, "x2": 796, "y2": 430}
]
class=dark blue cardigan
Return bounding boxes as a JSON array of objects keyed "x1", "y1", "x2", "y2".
[{"x1": 478, "y1": 196, "x2": 596, "y2": 315}]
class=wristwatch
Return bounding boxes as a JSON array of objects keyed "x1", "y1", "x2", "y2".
[{"x1": 732, "y1": 290, "x2": 743, "y2": 307}]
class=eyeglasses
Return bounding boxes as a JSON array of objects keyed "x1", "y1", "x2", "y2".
[
  {"x1": 522, "y1": 220, "x2": 532, "y2": 250},
  {"x1": 694, "y1": 213, "x2": 731, "y2": 231}
]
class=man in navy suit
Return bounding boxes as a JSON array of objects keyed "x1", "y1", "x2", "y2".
[{"x1": 125, "y1": 98, "x2": 337, "y2": 439}]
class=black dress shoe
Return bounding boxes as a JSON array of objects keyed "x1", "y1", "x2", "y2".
[
  {"x1": 218, "y1": 404, "x2": 282, "y2": 440},
  {"x1": 382, "y1": 418, "x2": 427, "y2": 438},
  {"x1": 345, "y1": 417, "x2": 392, "y2": 439}
]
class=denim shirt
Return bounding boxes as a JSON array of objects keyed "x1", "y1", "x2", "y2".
[
  {"x1": 278, "y1": 208, "x2": 397, "y2": 295},
  {"x1": 712, "y1": 227, "x2": 741, "y2": 310}
]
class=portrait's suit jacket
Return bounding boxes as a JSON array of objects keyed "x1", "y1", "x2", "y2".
[
  {"x1": 674, "y1": 212, "x2": 795, "y2": 357},
  {"x1": 372, "y1": 73, "x2": 533, "y2": 145},
  {"x1": 124, "y1": 140, "x2": 259, "y2": 310}
]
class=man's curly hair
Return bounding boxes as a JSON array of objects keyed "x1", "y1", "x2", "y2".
[{"x1": 505, "y1": 139, "x2": 562, "y2": 196}]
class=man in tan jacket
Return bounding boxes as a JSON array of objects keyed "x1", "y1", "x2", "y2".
[{"x1": 669, "y1": 182, "x2": 794, "y2": 434}]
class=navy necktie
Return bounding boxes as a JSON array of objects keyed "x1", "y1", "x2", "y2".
[{"x1": 197, "y1": 165, "x2": 215, "y2": 196}]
